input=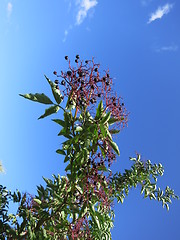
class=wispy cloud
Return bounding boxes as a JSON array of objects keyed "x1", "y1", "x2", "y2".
[
  {"x1": 76, "y1": 0, "x2": 98, "y2": 25},
  {"x1": 156, "y1": 44, "x2": 178, "y2": 52},
  {"x1": 7, "y1": 2, "x2": 13, "y2": 19},
  {"x1": 141, "y1": 0, "x2": 153, "y2": 7},
  {"x1": 62, "y1": 25, "x2": 72, "y2": 42},
  {"x1": 147, "y1": 3, "x2": 173, "y2": 24}
]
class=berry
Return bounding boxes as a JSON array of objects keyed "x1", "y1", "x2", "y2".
[
  {"x1": 54, "y1": 80, "x2": 59, "y2": 84},
  {"x1": 76, "y1": 54, "x2": 80, "y2": 59},
  {"x1": 69, "y1": 100, "x2": 73, "y2": 105},
  {"x1": 79, "y1": 86, "x2": 83, "y2": 91},
  {"x1": 107, "y1": 73, "x2": 109, "y2": 78},
  {"x1": 79, "y1": 100, "x2": 85, "y2": 106},
  {"x1": 122, "y1": 103, "x2": 124, "y2": 106},
  {"x1": 79, "y1": 72, "x2": 83, "y2": 77},
  {"x1": 98, "y1": 93, "x2": 101, "y2": 98},
  {"x1": 108, "y1": 164, "x2": 111, "y2": 167},
  {"x1": 81, "y1": 80, "x2": 85, "y2": 85},
  {"x1": 61, "y1": 80, "x2": 65, "y2": 85},
  {"x1": 119, "y1": 106, "x2": 122, "y2": 111},
  {"x1": 98, "y1": 153, "x2": 101, "y2": 157},
  {"x1": 113, "y1": 102, "x2": 116, "y2": 106},
  {"x1": 53, "y1": 71, "x2": 57, "y2": 75},
  {"x1": 106, "y1": 80, "x2": 110, "y2": 86},
  {"x1": 75, "y1": 59, "x2": 78, "y2": 63},
  {"x1": 94, "y1": 68, "x2": 98, "y2": 72},
  {"x1": 56, "y1": 85, "x2": 59, "y2": 90},
  {"x1": 91, "y1": 85, "x2": 94, "y2": 90},
  {"x1": 65, "y1": 56, "x2": 68, "y2": 60},
  {"x1": 102, "y1": 77, "x2": 106, "y2": 81},
  {"x1": 85, "y1": 60, "x2": 88, "y2": 64},
  {"x1": 94, "y1": 77, "x2": 97, "y2": 82},
  {"x1": 90, "y1": 99, "x2": 94, "y2": 104},
  {"x1": 67, "y1": 71, "x2": 72, "y2": 76}
]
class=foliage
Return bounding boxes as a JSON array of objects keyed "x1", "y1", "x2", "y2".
[{"x1": 0, "y1": 56, "x2": 178, "y2": 239}]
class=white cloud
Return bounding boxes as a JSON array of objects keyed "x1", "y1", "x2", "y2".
[
  {"x1": 62, "y1": 25, "x2": 72, "y2": 43},
  {"x1": 141, "y1": 0, "x2": 153, "y2": 7},
  {"x1": 156, "y1": 44, "x2": 178, "y2": 52},
  {"x1": 7, "y1": 2, "x2": 13, "y2": 19},
  {"x1": 147, "y1": 3, "x2": 173, "y2": 24},
  {"x1": 76, "y1": 0, "x2": 98, "y2": 25}
]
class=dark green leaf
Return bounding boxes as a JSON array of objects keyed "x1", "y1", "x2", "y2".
[
  {"x1": 95, "y1": 100, "x2": 104, "y2": 119},
  {"x1": 65, "y1": 164, "x2": 71, "y2": 172},
  {"x1": 19, "y1": 93, "x2": 53, "y2": 104},
  {"x1": 99, "y1": 124, "x2": 107, "y2": 138},
  {"x1": 38, "y1": 105, "x2": 60, "y2": 119},
  {"x1": 109, "y1": 129, "x2": 120, "y2": 134},
  {"x1": 64, "y1": 155, "x2": 69, "y2": 163},
  {"x1": 108, "y1": 117, "x2": 120, "y2": 125},
  {"x1": 101, "y1": 112, "x2": 111, "y2": 124},
  {"x1": 56, "y1": 149, "x2": 66, "y2": 155},
  {"x1": 58, "y1": 129, "x2": 72, "y2": 139},
  {"x1": 107, "y1": 129, "x2": 112, "y2": 140},
  {"x1": 44, "y1": 75, "x2": 62, "y2": 104},
  {"x1": 109, "y1": 141, "x2": 120, "y2": 155},
  {"x1": 52, "y1": 119, "x2": 66, "y2": 127}
]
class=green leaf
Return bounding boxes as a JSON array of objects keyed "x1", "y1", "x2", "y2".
[
  {"x1": 108, "y1": 117, "x2": 120, "y2": 125},
  {"x1": 64, "y1": 155, "x2": 69, "y2": 163},
  {"x1": 38, "y1": 105, "x2": 60, "y2": 119},
  {"x1": 52, "y1": 119, "x2": 66, "y2": 127},
  {"x1": 33, "y1": 198, "x2": 42, "y2": 205},
  {"x1": 101, "y1": 112, "x2": 111, "y2": 124},
  {"x1": 79, "y1": 204, "x2": 88, "y2": 218},
  {"x1": 19, "y1": 93, "x2": 53, "y2": 104},
  {"x1": 106, "y1": 129, "x2": 112, "y2": 140},
  {"x1": 56, "y1": 149, "x2": 66, "y2": 155},
  {"x1": 99, "y1": 124, "x2": 107, "y2": 138},
  {"x1": 44, "y1": 75, "x2": 62, "y2": 104},
  {"x1": 65, "y1": 163, "x2": 71, "y2": 172},
  {"x1": 109, "y1": 141, "x2": 120, "y2": 155},
  {"x1": 109, "y1": 129, "x2": 120, "y2": 134},
  {"x1": 89, "y1": 204, "x2": 100, "y2": 230},
  {"x1": 58, "y1": 129, "x2": 72, "y2": 139},
  {"x1": 95, "y1": 100, "x2": 104, "y2": 119},
  {"x1": 119, "y1": 196, "x2": 124, "y2": 204},
  {"x1": 97, "y1": 165, "x2": 108, "y2": 171}
]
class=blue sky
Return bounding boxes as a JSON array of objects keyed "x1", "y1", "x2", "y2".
[{"x1": 0, "y1": 0, "x2": 180, "y2": 239}]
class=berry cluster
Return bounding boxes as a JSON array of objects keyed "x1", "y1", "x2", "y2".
[{"x1": 53, "y1": 55, "x2": 128, "y2": 129}]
